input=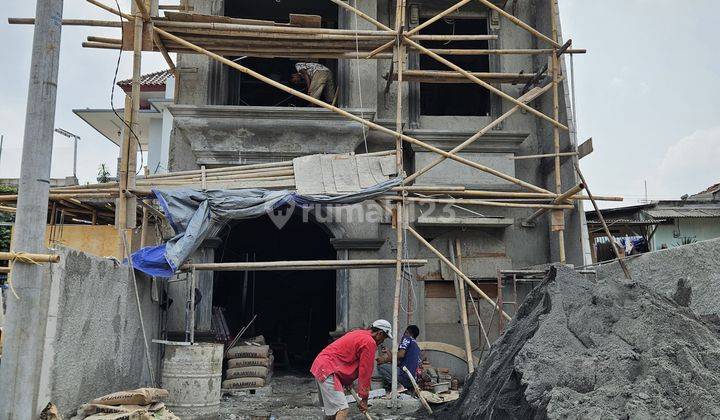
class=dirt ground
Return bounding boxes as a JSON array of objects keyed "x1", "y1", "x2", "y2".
[{"x1": 219, "y1": 373, "x2": 422, "y2": 419}]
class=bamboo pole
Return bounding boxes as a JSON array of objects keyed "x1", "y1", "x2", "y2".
[
  {"x1": 404, "y1": 37, "x2": 568, "y2": 131},
  {"x1": 152, "y1": 27, "x2": 552, "y2": 194},
  {"x1": 476, "y1": 0, "x2": 561, "y2": 48},
  {"x1": 180, "y1": 259, "x2": 427, "y2": 271},
  {"x1": 0, "y1": 252, "x2": 60, "y2": 264},
  {"x1": 550, "y1": 0, "x2": 565, "y2": 262},
  {"x1": 367, "y1": 0, "x2": 473, "y2": 58},
  {"x1": 406, "y1": 226, "x2": 511, "y2": 321},
  {"x1": 0, "y1": 205, "x2": 17, "y2": 213},
  {"x1": 86, "y1": 0, "x2": 134, "y2": 21},
  {"x1": 407, "y1": 47, "x2": 586, "y2": 55},
  {"x1": 511, "y1": 152, "x2": 578, "y2": 160},
  {"x1": 524, "y1": 183, "x2": 584, "y2": 224},
  {"x1": 155, "y1": 20, "x2": 396, "y2": 36},
  {"x1": 452, "y1": 239, "x2": 474, "y2": 374},
  {"x1": 389, "y1": 196, "x2": 573, "y2": 209},
  {"x1": 0, "y1": 267, "x2": 11, "y2": 274},
  {"x1": 8, "y1": 18, "x2": 124, "y2": 27},
  {"x1": 87, "y1": 36, "x2": 122, "y2": 44},
  {"x1": 328, "y1": 0, "x2": 392, "y2": 31},
  {"x1": 390, "y1": 0, "x2": 407, "y2": 406},
  {"x1": 404, "y1": 83, "x2": 554, "y2": 185},
  {"x1": 574, "y1": 164, "x2": 632, "y2": 279}
]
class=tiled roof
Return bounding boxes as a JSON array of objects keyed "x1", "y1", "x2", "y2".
[
  {"x1": 691, "y1": 182, "x2": 720, "y2": 197},
  {"x1": 117, "y1": 69, "x2": 172, "y2": 88}
]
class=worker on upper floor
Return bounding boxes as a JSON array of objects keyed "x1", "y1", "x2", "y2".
[
  {"x1": 310, "y1": 319, "x2": 393, "y2": 419},
  {"x1": 376, "y1": 324, "x2": 422, "y2": 392},
  {"x1": 291, "y1": 61, "x2": 337, "y2": 105}
]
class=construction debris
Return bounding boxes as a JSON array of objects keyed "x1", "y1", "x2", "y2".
[
  {"x1": 70, "y1": 388, "x2": 177, "y2": 420},
  {"x1": 447, "y1": 266, "x2": 720, "y2": 419}
]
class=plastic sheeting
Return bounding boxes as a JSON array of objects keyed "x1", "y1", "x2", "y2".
[{"x1": 130, "y1": 178, "x2": 401, "y2": 277}]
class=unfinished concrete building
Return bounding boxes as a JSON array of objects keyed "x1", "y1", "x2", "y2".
[{"x1": 158, "y1": 0, "x2": 588, "y2": 362}]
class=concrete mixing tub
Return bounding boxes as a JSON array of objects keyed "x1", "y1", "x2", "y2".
[{"x1": 161, "y1": 343, "x2": 223, "y2": 419}]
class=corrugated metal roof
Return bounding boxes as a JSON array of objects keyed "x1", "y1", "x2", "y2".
[
  {"x1": 644, "y1": 208, "x2": 720, "y2": 219},
  {"x1": 117, "y1": 69, "x2": 172, "y2": 88},
  {"x1": 587, "y1": 218, "x2": 663, "y2": 226}
]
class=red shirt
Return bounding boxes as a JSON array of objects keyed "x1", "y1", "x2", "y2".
[{"x1": 310, "y1": 329, "x2": 377, "y2": 399}]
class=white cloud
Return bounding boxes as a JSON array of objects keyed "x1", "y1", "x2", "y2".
[{"x1": 654, "y1": 126, "x2": 720, "y2": 198}]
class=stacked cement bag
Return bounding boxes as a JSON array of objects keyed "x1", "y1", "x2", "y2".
[{"x1": 222, "y1": 336, "x2": 274, "y2": 389}]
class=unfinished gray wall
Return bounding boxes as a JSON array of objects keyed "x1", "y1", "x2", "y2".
[{"x1": 38, "y1": 247, "x2": 160, "y2": 418}]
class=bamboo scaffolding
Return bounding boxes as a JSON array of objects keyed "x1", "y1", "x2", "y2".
[
  {"x1": 550, "y1": 0, "x2": 566, "y2": 263},
  {"x1": 524, "y1": 183, "x2": 585, "y2": 224},
  {"x1": 180, "y1": 259, "x2": 427, "y2": 272},
  {"x1": 404, "y1": 83, "x2": 555, "y2": 185},
  {"x1": 152, "y1": 27, "x2": 552, "y2": 195}
]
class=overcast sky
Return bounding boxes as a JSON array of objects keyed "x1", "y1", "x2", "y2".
[{"x1": 0, "y1": 1, "x2": 718, "y2": 206}]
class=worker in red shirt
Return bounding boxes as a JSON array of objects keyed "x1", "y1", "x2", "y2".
[{"x1": 310, "y1": 319, "x2": 393, "y2": 419}]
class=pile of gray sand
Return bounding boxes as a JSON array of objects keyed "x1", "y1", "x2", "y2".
[{"x1": 446, "y1": 265, "x2": 720, "y2": 419}]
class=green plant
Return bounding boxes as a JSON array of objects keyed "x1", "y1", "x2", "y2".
[
  {"x1": 673, "y1": 236, "x2": 697, "y2": 247},
  {"x1": 97, "y1": 163, "x2": 111, "y2": 183}
]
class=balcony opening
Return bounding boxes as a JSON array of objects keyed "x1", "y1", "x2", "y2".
[
  {"x1": 224, "y1": 1, "x2": 339, "y2": 107},
  {"x1": 419, "y1": 17, "x2": 491, "y2": 116}
]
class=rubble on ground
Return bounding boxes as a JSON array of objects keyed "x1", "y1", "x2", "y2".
[
  {"x1": 70, "y1": 388, "x2": 178, "y2": 420},
  {"x1": 446, "y1": 265, "x2": 720, "y2": 419}
]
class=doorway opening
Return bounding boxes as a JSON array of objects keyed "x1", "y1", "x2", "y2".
[
  {"x1": 224, "y1": 0, "x2": 339, "y2": 106},
  {"x1": 213, "y1": 212, "x2": 337, "y2": 372}
]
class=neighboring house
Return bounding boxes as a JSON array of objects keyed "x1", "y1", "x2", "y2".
[
  {"x1": 74, "y1": 69, "x2": 175, "y2": 175},
  {"x1": 586, "y1": 183, "x2": 720, "y2": 262}
]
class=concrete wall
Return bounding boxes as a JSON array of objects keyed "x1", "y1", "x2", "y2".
[{"x1": 38, "y1": 247, "x2": 160, "y2": 418}]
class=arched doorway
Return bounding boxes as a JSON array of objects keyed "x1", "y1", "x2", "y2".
[{"x1": 213, "y1": 211, "x2": 337, "y2": 370}]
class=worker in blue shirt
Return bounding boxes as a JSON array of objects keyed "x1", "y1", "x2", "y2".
[{"x1": 376, "y1": 325, "x2": 422, "y2": 391}]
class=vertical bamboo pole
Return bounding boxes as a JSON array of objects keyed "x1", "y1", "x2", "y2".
[
  {"x1": 390, "y1": 0, "x2": 407, "y2": 408},
  {"x1": 454, "y1": 239, "x2": 474, "y2": 374},
  {"x1": 550, "y1": 0, "x2": 566, "y2": 263},
  {"x1": 118, "y1": 3, "x2": 142, "y2": 256}
]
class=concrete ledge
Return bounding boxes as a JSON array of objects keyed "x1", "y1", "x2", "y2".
[{"x1": 416, "y1": 215, "x2": 514, "y2": 228}]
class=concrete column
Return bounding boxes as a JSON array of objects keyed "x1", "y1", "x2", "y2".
[{"x1": 0, "y1": 0, "x2": 63, "y2": 417}]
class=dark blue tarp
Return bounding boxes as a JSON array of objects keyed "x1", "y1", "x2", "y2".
[{"x1": 130, "y1": 178, "x2": 401, "y2": 277}]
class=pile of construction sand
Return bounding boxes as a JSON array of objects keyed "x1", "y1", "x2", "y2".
[{"x1": 446, "y1": 264, "x2": 720, "y2": 419}]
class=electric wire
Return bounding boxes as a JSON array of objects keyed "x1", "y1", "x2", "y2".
[{"x1": 112, "y1": 0, "x2": 144, "y2": 176}]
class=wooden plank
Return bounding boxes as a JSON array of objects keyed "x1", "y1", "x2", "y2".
[
  {"x1": 355, "y1": 155, "x2": 377, "y2": 189},
  {"x1": 289, "y1": 14, "x2": 321, "y2": 28},
  {"x1": 293, "y1": 155, "x2": 325, "y2": 195},
  {"x1": 162, "y1": 11, "x2": 277, "y2": 26},
  {"x1": 320, "y1": 155, "x2": 338, "y2": 195},
  {"x1": 121, "y1": 21, "x2": 154, "y2": 51},
  {"x1": 417, "y1": 341, "x2": 479, "y2": 365},
  {"x1": 331, "y1": 155, "x2": 361, "y2": 193}
]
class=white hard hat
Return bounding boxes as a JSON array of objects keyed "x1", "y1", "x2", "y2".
[{"x1": 372, "y1": 319, "x2": 393, "y2": 339}]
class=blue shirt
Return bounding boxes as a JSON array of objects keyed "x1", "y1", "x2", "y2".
[{"x1": 398, "y1": 335, "x2": 421, "y2": 377}]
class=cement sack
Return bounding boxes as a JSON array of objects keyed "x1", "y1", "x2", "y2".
[
  {"x1": 446, "y1": 266, "x2": 720, "y2": 419},
  {"x1": 226, "y1": 344, "x2": 270, "y2": 359},
  {"x1": 90, "y1": 388, "x2": 169, "y2": 407},
  {"x1": 222, "y1": 377, "x2": 266, "y2": 389},
  {"x1": 77, "y1": 403, "x2": 165, "y2": 417},
  {"x1": 227, "y1": 355, "x2": 274, "y2": 369},
  {"x1": 83, "y1": 409, "x2": 152, "y2": 420},
  {"x1": 226, "y1": 366, "x2": 269, "y2": 379}
]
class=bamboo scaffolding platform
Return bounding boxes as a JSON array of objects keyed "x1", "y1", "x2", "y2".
[{"x1": 3, "y1": 0, "x2": 632, "y2": 405}]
